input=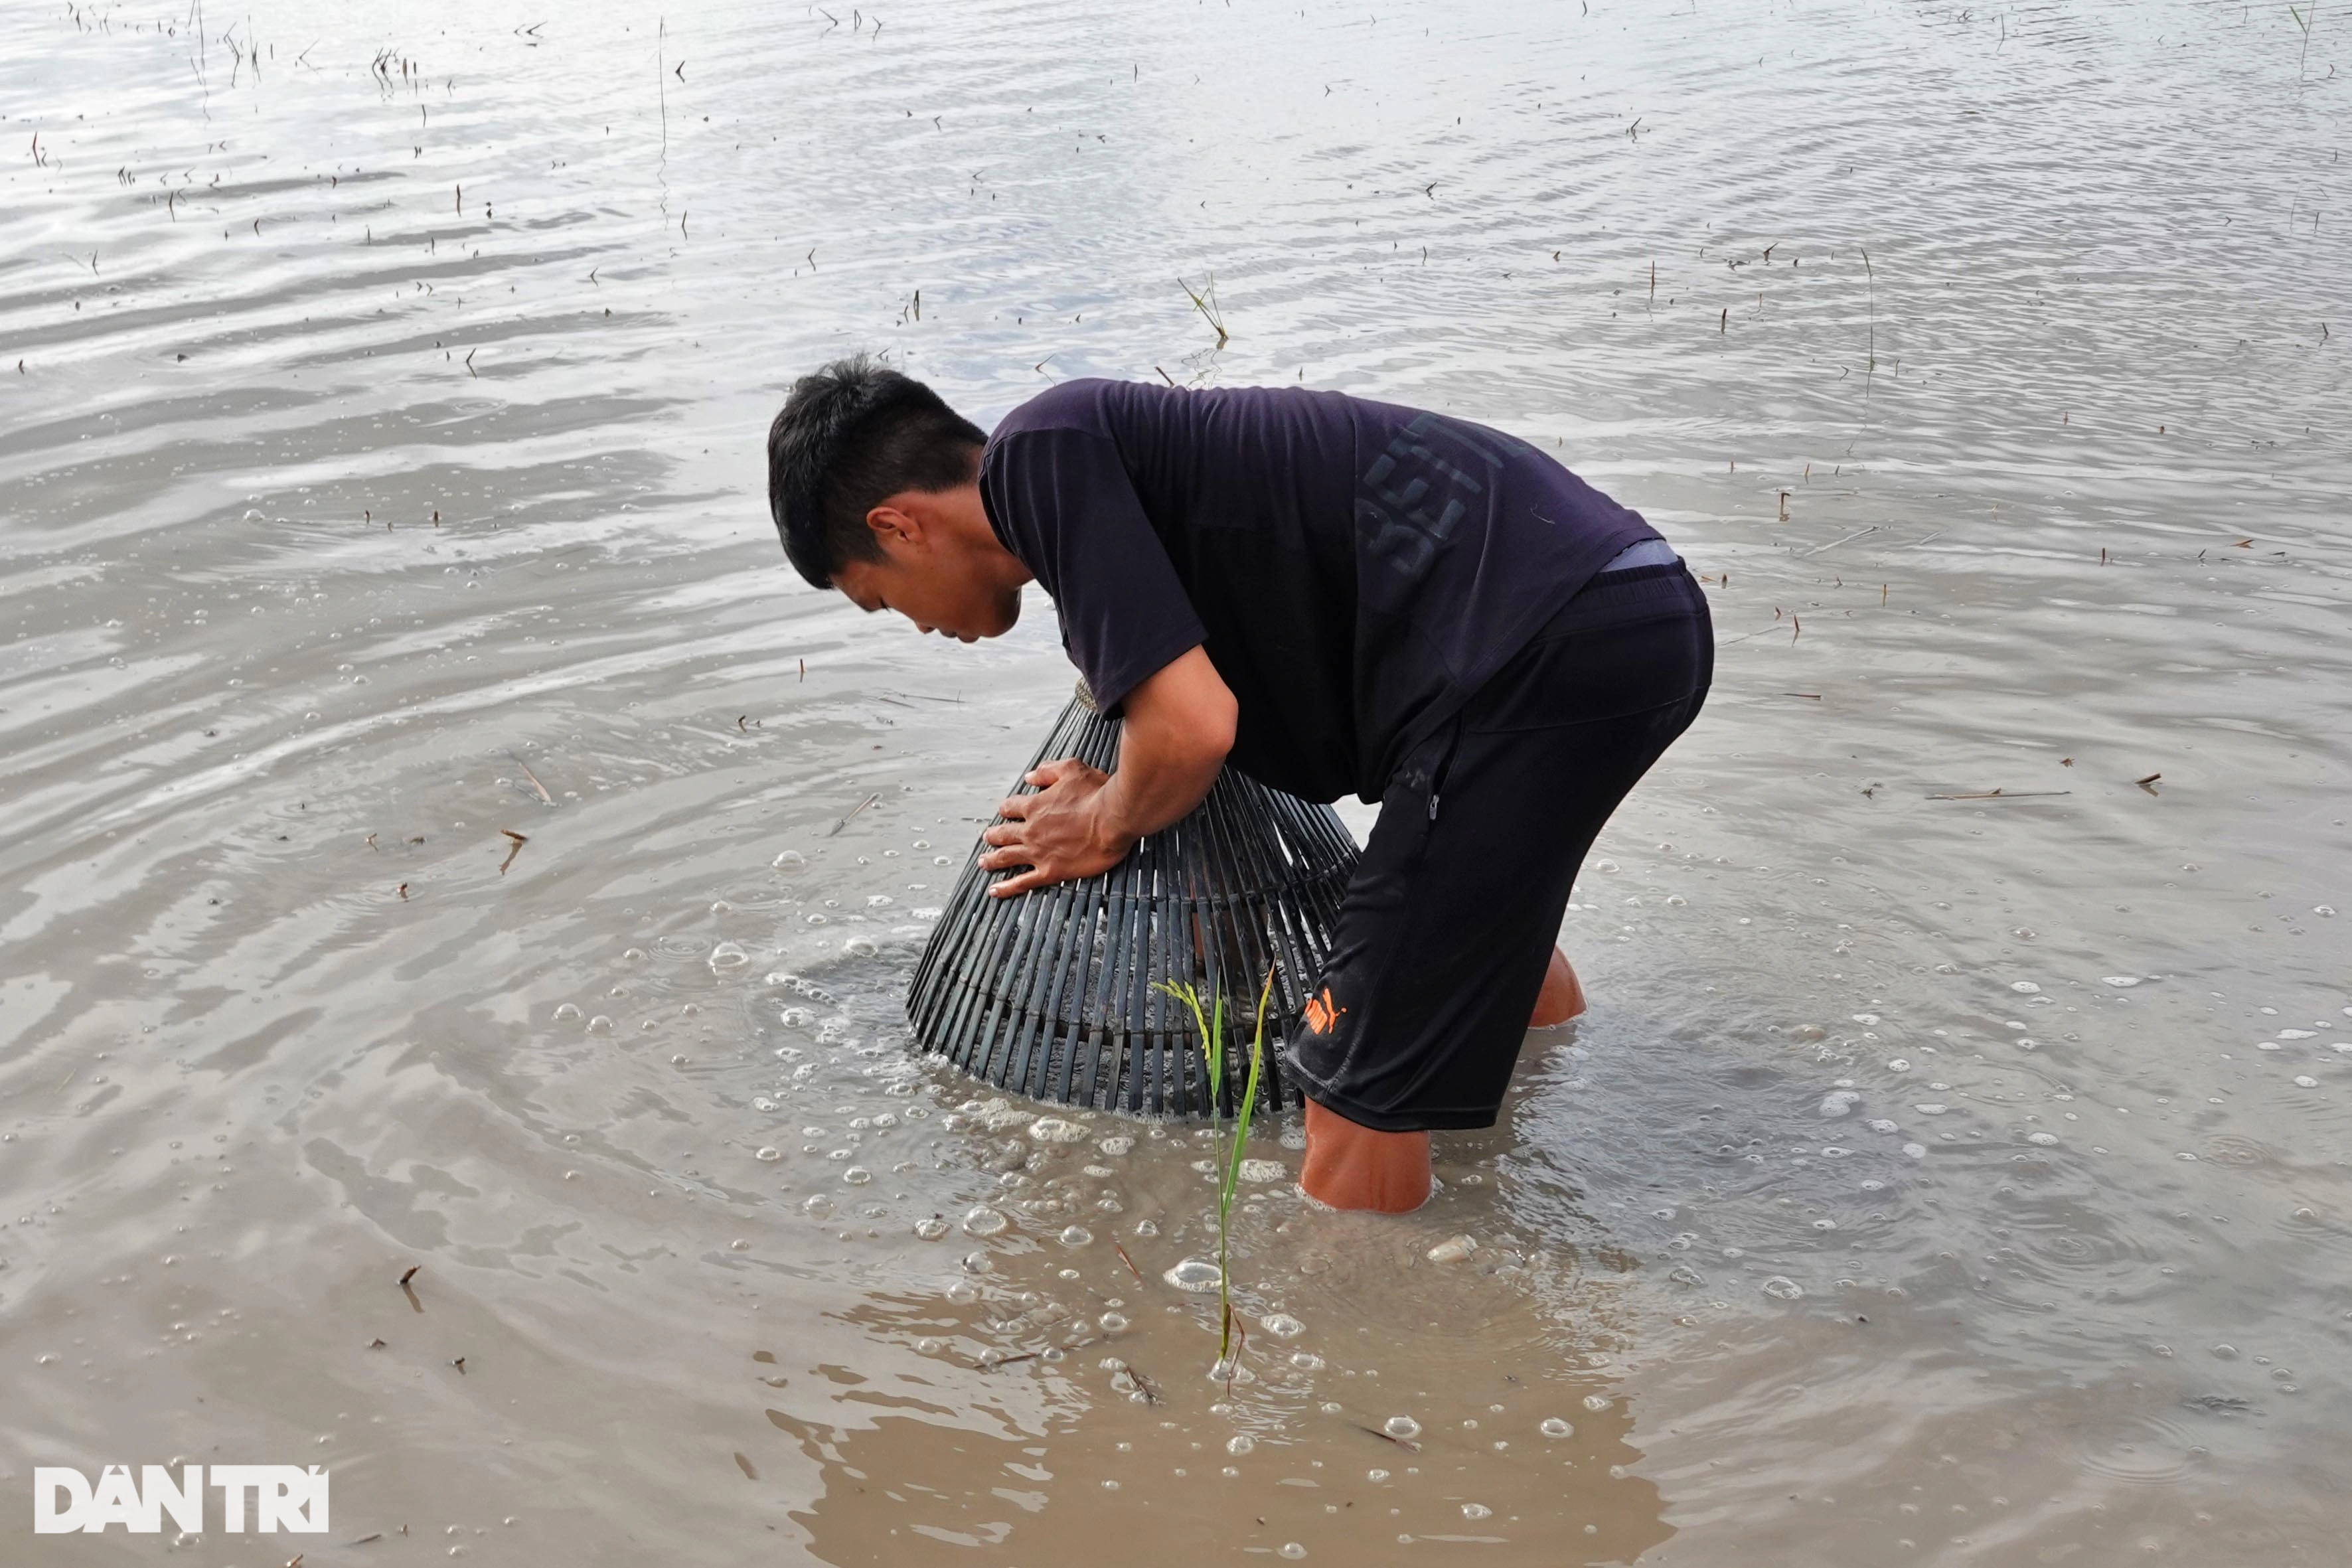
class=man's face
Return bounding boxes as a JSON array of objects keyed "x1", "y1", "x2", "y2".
[{"x1": 832, "y1": 538, "x2": 1022, "y2": 644}]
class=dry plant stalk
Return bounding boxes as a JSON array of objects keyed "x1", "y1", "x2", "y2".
[{"x1": 1178, "y1": 274, "x2": 1229, "y2": 348}]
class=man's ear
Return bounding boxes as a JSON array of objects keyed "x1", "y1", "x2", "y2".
[{"x1": 864, "y1": 499, "x2": 925, "y2": 554}]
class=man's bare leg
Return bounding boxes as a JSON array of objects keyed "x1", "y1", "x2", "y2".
[
  {"x1": 1298, "y1": 1098, "x2": 1431, "y2": 1212},
  {"x1": 1300, "y1": 949, "x2": 1581, "y2": 1212},
  {"x1": 1529, "y1": 946, "x2": 1586, "y2": 1026}
]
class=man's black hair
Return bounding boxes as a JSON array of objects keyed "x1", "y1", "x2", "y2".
[{"x1": 765, "y1": 355, "x2": 987, "y2": 589}]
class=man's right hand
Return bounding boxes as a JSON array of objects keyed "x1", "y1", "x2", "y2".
[
  {"x1": 980, "y1": 759, "x2": 1129, "y2": 897},
  {"x1": 977, "y1": 645, "x2": 1237, "y2": 897}
]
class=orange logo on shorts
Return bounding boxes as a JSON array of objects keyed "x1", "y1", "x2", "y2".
[{"x1": 1302, "y1": 987, "x2": 1347, "y2": 1036}]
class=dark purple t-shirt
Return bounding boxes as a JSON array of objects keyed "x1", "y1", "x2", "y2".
[{"x1": 980, "y1": 379, "x2": 1658, "y2": 804}]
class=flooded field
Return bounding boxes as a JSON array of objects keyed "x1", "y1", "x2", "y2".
[{"x1": 3, "y1": 0, "x2": 2347, "y2": 1561}]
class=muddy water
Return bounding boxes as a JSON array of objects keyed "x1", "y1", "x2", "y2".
[{"x1": 2, "y1": 0, "x2": 2347, "y2": 1562}]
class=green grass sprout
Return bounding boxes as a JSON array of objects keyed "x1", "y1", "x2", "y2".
[{"x1": 1156, "y1": 968, "x2": 1275, "y2": 1379}]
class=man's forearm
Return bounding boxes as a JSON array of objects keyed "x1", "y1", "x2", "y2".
[
  {"x1": 979, "y1": 647, "x2": 1237, "y2": 897},
  {"x1": 1089, "y1": 645, "x2": 1237, "y2": 848},
  {"x1": 1089, "y1": 725, "x2": 1226, "y2": 848}
]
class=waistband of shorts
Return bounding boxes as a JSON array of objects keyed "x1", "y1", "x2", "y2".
[
  {"x1": 1597, "y1": 538, "x2": 1681, "y2": 573},
  {"x1": 1571, "y1": 557, "x2": 1699, "y2": 607},
  {"x1": 1507, "y1": 559, "x2": 1702, "y2": 651}
]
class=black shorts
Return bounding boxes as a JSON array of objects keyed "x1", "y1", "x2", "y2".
[{"x1": 1284, "y1": 562, "x2": 1713, "y2": 1131}]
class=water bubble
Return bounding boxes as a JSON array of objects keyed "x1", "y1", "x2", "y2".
[
  {"x1": 1540, "y1": 1417, "x2": 1574, "y2": 1439},
  {"x1": 1581, "y1": 1393, "x2": 1612, "y2": 1413},
  {"x1": 1368, "y1": 1468, "x2": 1390, "y2": 1482},
  {"x1": 801, "y1": 1196, "x2": 832, "y2": 1217},
  {"x1": 1239, "y1": 1158, "x2": 1289, "y2": 1183},
  {"x1": 1261, "y1": 1312, "x2": 1306, "y2": 1339},
  {"x1": 1279, "y1": 1545, "x2": 1307, "y2": 1560},
  {"x1": 1226, "y1": 1435, "x2": 1255, "y2": 1456},
  {"x1": 1059, "y1": 1225, "x2": 1093, "y2": 1247},
  {"x1": 2010, "y1": 981, "x2": 2041, "y2": 994},
  {"x1": 552, "y1": 1003, "x2": 581, "y2": 1023},
  {"x1": 1761, "y1": 1275, "x2": 1804, "y2": 1300},
  {"x1": 2295, "y1": 1075, "x2": 2319, "y2": 1088},
  {"x1": 2103, "y1": 975, "x2": 2142, "y2": 987},
  {"x1": 843, "y1": 937, "x2": 878, "y2": 957},
  {"x1": 1099, "y1": 1312, "x2": 1128, "y2": 1333},
  {"x1": 1291, "y1": 1351, "x2": 1324, "y2": 1370},
  {"x1": 973, "y1": 1100, "x2": 1034, "y2": 1133},
  {"x1": 1030, "y1": 1117, "x2": 1087, "y2": 1144},
  {"x1": 586, "y1": 1015, "x2": 615, "y2": 1035},
  {"x1": 1819, "y1": 1091, "x2": 1859, "y2": 1118},
  {"x1": 2027, "y1": 1132, "x2": 2059, "y2": 1146},
  {"x1": 709, "y1": 942, "x2": 749, "y2": 971},
  {"x1": 963, "y1": 1206, "x2": 1010, "y2": 1237},
  {"x1": 914, "y1": 1215, "x2": 949, "y2": 1240},
  {"x1": 1887, "y1": 1058, "x2": 1910, "y2": 1073},
  {"x1": 1097, "y1": 1135, "x2": 1135, "y2": 1156},
  {"x1": 755, "y1": 1147, "x2": 783, "y2": 1162},
  {"x1": 1461, "y1": 1503, "x2": 1492, "y2": 1521},
  {"x1": 843, "y1": 1167, "x2": 873, "y2": 1186},
  {"x1": 1164, "y1": 1258, "x2": 1221, "y2": 1293},
  {"x1": 1427, "y1": 1235, "x2": 1478, "y2": 1263},
  {"x1": 1383, "y1": 1415, "x2": 1422, "y2": 1441},
  {"x1": 772, "y1": 850, "x2": 806, "y2": 868},
  {"x1": 2211, "y1": 1344, "x2": 2239, "y2": 1360}
]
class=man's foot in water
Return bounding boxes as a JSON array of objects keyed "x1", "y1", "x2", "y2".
[{"x1": 1529, "y1": 946, "x2": 1585, "y2": 1026}]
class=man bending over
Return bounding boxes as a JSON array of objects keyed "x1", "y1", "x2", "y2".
[{"x1": 765, "y1": 358, "x2": 1711, "y2": 1212}]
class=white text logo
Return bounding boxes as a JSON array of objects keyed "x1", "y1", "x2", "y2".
[{"x1": 32, "y1": 1466, "x2": 329, "y2": 1534}]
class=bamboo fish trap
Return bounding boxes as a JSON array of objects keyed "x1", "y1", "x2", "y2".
[{"x1": 905, "y1": 682, "x2": 1361, "y2": 1118}]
